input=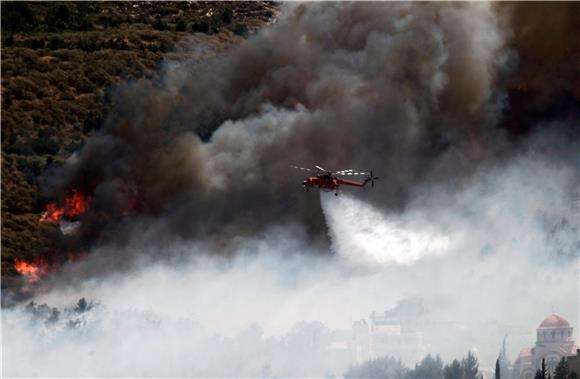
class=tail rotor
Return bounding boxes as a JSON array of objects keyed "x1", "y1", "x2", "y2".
[{"x1": 369, "y1": 171, "x2": 380, "y2": 188}]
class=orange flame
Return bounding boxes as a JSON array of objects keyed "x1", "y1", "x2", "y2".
[
  {"x1": 14, "y1": 258, "x2": 48, "y2": 283},
  {"x1": 40, "y1": 190, "x2": 90, "y2": 223}
]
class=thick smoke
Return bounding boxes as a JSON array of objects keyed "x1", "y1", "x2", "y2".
[
  {"x1": 4, "y1": 2, "x2": 579, "y2": 377},
  {"x1": 40, "y1": 2, "x2": 513, "y2": 267}
]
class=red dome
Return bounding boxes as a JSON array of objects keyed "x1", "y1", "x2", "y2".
[{"x1": 539, "y1": 314, "x2": 570, "y2": 329}]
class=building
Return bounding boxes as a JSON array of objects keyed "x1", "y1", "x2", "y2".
[
  {"x1": 513, "y1": 314, "x2": 578, "y2": 378},
  {"x1": 351, "y1": 320, "x2": 371, "y2": 363},
  {"x1": 351, "y1": 299, "x2": 426, "y2": 366},
  {"x1": 368, "y1": 310, "x2": 424, "y2": 364}
]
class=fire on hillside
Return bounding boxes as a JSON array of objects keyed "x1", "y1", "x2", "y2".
[
  {"x1": 14, "y1": 258, "x2": 49, "y2": 283},
  {"x1": 39, "y1": 190, "x2": 90, "y2": 223}
]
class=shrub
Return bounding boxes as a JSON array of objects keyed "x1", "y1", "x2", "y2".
[
  {"x1": 83, "y1": 111, "x2": 102, "y2": 133},
  {"x1": 221, "y1": 8, "x2": 233, "y2": 24},
  {"x1": 109, "y1": 17, "x2": 122, "y2": 28},
  {"x1": 152, "y1": 18, "x2": 168, "y2": 31},
  {"x1": 191, "y1": 21, "x2": 209, "y2": 34},
  {"x1": 5, "y1": 142, "x2": 33, "y2": 156},
  {"x1": 47, "y1": 4, "x2": 71, "y2": 31},
  {"x1": 86, "y1": 67, "x2": 111, "y2": 86},
  {"x1": 159, "y1": 42, "x2": 172, "y2": 53},
  {"x1": 233, "y1": 23, "x2": 248, "y2": 36},
  {"x1": 75, "y1": 77, "x2": 96, "y2": 94},
  {"x1": 32, "y1": 135, "x2": 60, "y2": 155},
  {"x1": 3, "y1": 34, "x2": 15, "y2": 47},
  {"x1": 175, "y1": 18, "x2": 187, "y2": 32},
  {"x1": 77, "y1": 14, "x2": 95, "y2": 32},
  {"x1": 48, "y1": 36, "x2": 64, "y2": 50},
  {"x1": 28, "y1": 38, "x2": 46, "y2": 49},
  {"x1": 12, "y1": 78, "x2": 37, "y2": 100}
]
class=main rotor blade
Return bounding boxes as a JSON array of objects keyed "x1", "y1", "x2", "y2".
[
  {"x1": 291, "y1": 165, "x2": 314, "y2": 172},
  {"x1": 336, "y1": 171, "x2": 369, "y2": 176},
  {"x1": 314, "y1": 165, "x2": 327, "y2": 172}
]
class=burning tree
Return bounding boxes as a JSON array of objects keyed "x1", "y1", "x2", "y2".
[{"x1": 39, "y1": 190, "x2": 90, "y2": 223}]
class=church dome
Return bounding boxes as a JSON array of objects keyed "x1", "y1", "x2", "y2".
[{"x1": 539, "y1": 314, "x2": 570, "y2": 329}]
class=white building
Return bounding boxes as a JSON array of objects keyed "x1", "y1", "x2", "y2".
[
  {"x1": 351, "y1": 300, "x2": 427, "y2": 366},
  {"x1": 514, "y1": 314, "x2": 578, "y2": 378},
  {"x1": 351, "y1": 320, "x2": 371, "y2": 363}
]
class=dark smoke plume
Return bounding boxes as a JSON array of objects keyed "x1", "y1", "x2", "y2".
[{"x1": 40, "y1": 2, "x2": 577, "y2": 274}]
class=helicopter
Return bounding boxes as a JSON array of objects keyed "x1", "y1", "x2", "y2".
[{"x1": 291, "y1": 165, "x2": 379, "y2": 196}]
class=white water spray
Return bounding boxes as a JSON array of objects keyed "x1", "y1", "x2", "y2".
[{"x1": 321, "y1": 192, "x2": 450, "y2": 267}]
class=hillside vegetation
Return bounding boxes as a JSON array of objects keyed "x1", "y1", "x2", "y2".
[{"x1": 1, "y1": 1, "x2": 276, "y2": 291}]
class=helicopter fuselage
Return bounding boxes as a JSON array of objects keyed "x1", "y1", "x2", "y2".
[
  {"x1": 303, "y1": 174, "x2": 338, "y2": 191},
  {"x1": 303, "y1": 174, "x2": 369, "y2": 193}
]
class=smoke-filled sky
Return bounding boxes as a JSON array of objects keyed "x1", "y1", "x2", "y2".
[
  {"x1": 40, "y1": 1, "x2": 517, "y2": 250},
  {"x1": 3, "y1": 2, "x2": 579, "y2": 377}
]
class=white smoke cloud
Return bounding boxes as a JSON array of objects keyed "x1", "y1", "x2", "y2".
[{"x1": 3, "y1": 149, "x2": 578, "y2": 377}]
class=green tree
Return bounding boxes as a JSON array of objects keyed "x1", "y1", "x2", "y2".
[
  {"x1": 47, "y1": 4, "x2": 71, "y2": 31},
  {"x1": 191, "y1": 21, "x2": 209, "y2": 34},
  {"x1": 344, "y1": 356, "x2": 407, "y2": 379},
  {"x1": 232, "y1": 22, "x2": 247, "y2": 36},
  {"x1": 444, "y1": 359, "x2": 463, "y2": 379},
  {"x1": 74, "y1": 297, "x2": 94, "y2": 313},
  {"x1": 54, "y1": 4, "x2": 70, "y2": 23},
  {"x1": 48, "y1": 36, "x2": 64, "y2": 50},
  {"x1": 553, "y1": 357, "x2": 569, "y2": 379},
  {"x1": 152, "y1": 18, "x2": 168, "y2": 31},
  {"x1": 461, "y1": 351, "x2": 480, "y2": 379},
  {"x1": 175, "y1": 18, "x2": 187, "y2": 32},
  {"x1": 32, "y1": 135, "x2": 60, "y2": 155},
  {"x1": 76, "y1": 14, "x2": 94, "y2": 31},
  {"x1": 535, "y1": 358, "x2": 548, "y2": 379},
  {"x1": 495, "y1": 357, "x2": 501, "y2": 379},
  {"x1": 221, "y1": 7, "x2": 233, "y2": 24},
  {"x1": 3, "y1": 34, "x2": 15, "y2": 47},
  {"x1": 409, "y1": 355, "x2": 444, "y2": 379}
]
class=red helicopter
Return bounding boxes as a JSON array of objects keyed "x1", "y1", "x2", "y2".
[{"x1": 291, "y1": 165, "x2": 379, "y2": 196}]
